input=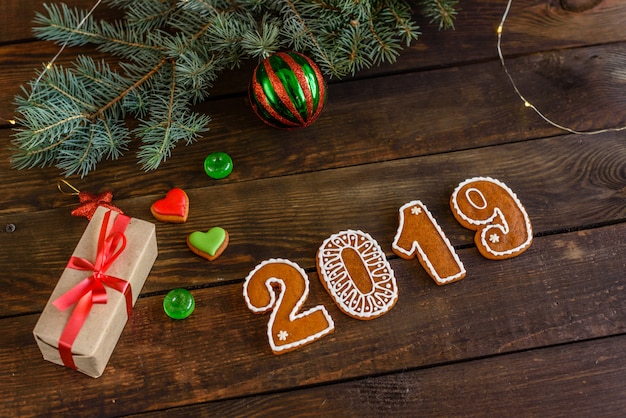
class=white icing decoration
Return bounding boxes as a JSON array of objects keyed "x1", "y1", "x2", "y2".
[
  {"x1": 466, "y1": 187, "x2": 488, "y2": 209},
  {"x1": 277, "y1": 330, "x2": 289, "y2": 341},
  {"x1": 317, "y1": 230, "x2": 398, "y2": 319},
  {"x1": 489, "y1": 233, "x2": 500, "y2": 243}
]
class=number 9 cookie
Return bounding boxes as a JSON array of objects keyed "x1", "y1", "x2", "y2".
[{"x1": 450, "y1": 177, "x2": 533, "y2": 260}]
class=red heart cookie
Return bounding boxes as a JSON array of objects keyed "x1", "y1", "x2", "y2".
[{"x1": 150, "y1": 188, "x2": 189, "y2": 223}]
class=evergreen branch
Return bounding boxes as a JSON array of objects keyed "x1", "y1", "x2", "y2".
[
  {"x1": 281, "y1": 0, "x2": 338, "y2": 76},
  {"x1": 46, "y1": 80, "x2": 98, "y2": 113},
  {"x1": 421, "y1": 0, "x2": 458, "y2": 30},
  {"x1": 151, "y1": 60, "x2": 178, "y2": 169},
  {"x1": 31, "y1": 114, "x2": 85, "y2": 136},
  {"x1": 124, "y1": 0, "x2": 178, "y2": 30},
  {"x1": 89, "y1": 58, "x2": 167, "y2": 121},
  {"x1": 241, "y1": 14, "x2": 281, "y2": 58},
  {"x1": 35, "y1": 3, "x2": 166, "y2": 54},
  {"x1": 13, "y1": 130, "x2": 75, "y2": 161},
  {"x1": 385, "y1": 0, "x2": 420, "y2": 45},
  {"x1": 12, "y1": 0, "x2": 456, "y2": 176},
  {"x1": 72, "y1": 123, "x2": 96, "y2": 173}
]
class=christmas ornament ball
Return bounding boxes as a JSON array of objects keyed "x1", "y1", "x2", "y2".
[{"x1": 249, "y1": 51, "x2": 327, "y2": 129}]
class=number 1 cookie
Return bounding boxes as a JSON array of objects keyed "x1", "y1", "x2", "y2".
[{"x1": 392, "y1": 201, "x2": 466, "y2": 285}]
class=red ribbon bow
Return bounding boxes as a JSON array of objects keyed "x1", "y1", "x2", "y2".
[{"x1": 53, "y1": 210, "x2": 132, "y2": 370}]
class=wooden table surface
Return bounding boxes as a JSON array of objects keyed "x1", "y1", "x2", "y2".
[{"x1": 1, "y1": 0, "x2": 625, "y2": 416}]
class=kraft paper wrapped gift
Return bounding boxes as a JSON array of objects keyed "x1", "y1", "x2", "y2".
[{"x1": 33, "y1": 207, "x2": 158, "y2": 378}]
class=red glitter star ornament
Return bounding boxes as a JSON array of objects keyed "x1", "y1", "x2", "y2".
[
  {"x1": 58, "y1": 180, "x2": 124, "y2": 220},
  {"x1": 71, "y1": 190, "x2": 123, "y2": 220}
]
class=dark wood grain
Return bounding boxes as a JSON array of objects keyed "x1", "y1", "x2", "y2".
[
  {"x1": 1, "y1": 224, "x2": 625, "y2": 416},
  {"x1": 1, "y1": 0, "x2": 624, "y2": 416},
  {"x1": 2, "y1": 132, "x2": 625, "y2": 316},
  {"x1": 132, "y1": 335, "x2": 626, "y2": 417},
  {"x1": 3, "y1": 0, "x2": 625, "y2": 127},
  {"x1": 0, "y1": 0, "x2": 123, "y2": 44},
  {"x1": 2, "y1": 43, "x2": 625, "y2": 216}
]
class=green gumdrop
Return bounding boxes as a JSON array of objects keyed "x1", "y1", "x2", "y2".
[
  {"x1": 163, "y1": 288, "x2": 195, "y2": 319},
  {"x1": 204, "y1": 152, "x2": 233, "y2": 179}
]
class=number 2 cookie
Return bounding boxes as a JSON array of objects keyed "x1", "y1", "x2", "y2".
[
  {"x1": 243, "y1": 258, "x2": 335, "y2": 354},
  {"x1": 450, "y1": 177, "x2": 533, "y2": 260}
]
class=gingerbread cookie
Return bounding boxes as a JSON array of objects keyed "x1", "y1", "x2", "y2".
[
  {"x1": 392, "y1": 201, "x2": 466, "y2": 285},
  {"x1": 450, "y1": 177, "x2": 533, "y2": 260},
  {"x1": 150, "y1": 188, "x2": 189, "y2": 223},
  {"x1": 243, "y1": 258, "x2": 335, "y2": 355},
  {"x1": 317, "y1": 230, "x2": 398, "y2": 319},
  {"x1": 187, "y1": 227, "x2": 229, "y2": 261}
]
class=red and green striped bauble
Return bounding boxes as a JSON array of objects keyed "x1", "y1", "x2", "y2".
[{"x1": 249, "y1": 51, "x2": 327, "y2": 129}]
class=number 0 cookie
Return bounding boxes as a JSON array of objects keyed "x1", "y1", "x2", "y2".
[
  {"x1": 317, "y1": 230, "x2": 398, "y2": 319},
  {"x1": 450, "y1": 177, "x2": 533, "y2": 260}
]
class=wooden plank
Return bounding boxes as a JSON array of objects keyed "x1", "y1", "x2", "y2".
[
  {"x1": 2, "y1": 0, "x2": 625, "y2": 65},
  {"x1": 132, "y1": 335, "x2": 626, "y2": 417},
  {"x1": 1, "y1": 1, "x2": 624, "y2": 416},
  {"x1": 1, "y1": 132, "x2": 625, "y2": 315},
  {"x1": 1, "y1": 42, "x2": 625, "y2": 216},
  {"x1": 1, "y1": 223, "x2": 624, "y2": 416},
  {"x1": 2, "y1": 0, "x2": 625, "y2": 119}
]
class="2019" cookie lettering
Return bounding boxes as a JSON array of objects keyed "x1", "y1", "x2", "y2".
[{"x1": 244, "y1": 177, "x2": 532, "y2": 354}]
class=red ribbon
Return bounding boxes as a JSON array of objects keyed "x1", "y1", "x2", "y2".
[{"x1": 53, "y1": 210, "x2": 132, "y2": 370}]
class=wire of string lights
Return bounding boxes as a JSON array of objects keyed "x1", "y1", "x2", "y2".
[{"x1": 497, "y1": 0, "x2": 626, "y2": 135}]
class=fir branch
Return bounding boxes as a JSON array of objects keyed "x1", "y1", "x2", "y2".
[
  {"x1": 280, "y1": 0, "x2": 338, "y2": 76},
  {"x1": 12, "y1": 0, "x2": 457, "y2": 176},
  {"x1": 35, "y1": 3, "x2": 166, "y2": 57},
  {"x1": 241, "y1": 14, "x2": 281, "y2": 58},
  {"x1": 124, "y1": 0, "x2": 178, "y2": 31},
  {"x1": 421, "y1": 0, "x2": 458, "y2": 30},
  {"x1": 90, "y1": 58, "x2": 167, "y2": 121},
  {"x1": 135, "y1": 60, "x2": 211, "y2": 170}
]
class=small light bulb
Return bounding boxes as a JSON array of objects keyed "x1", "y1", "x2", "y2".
[
  {"x1": 496, "y1": 25, "x2": 503, "y2": 35},
  {"x1": 524, "y1": 101, "x2": 532, "y2": 108},
  {"x1": 46, "y1": 63, "x2": 53, "y2": 70},
  {"x1": 9, "y1": 119, "x2": 16, "y2": 125}
]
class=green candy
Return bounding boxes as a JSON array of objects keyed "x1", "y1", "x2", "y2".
[
  {"x1": 204, "y1": 152, "x2": 233, "y2": 179},
  {"x1": 163, "y1": 288, "x2": 195, "y2": 319}
]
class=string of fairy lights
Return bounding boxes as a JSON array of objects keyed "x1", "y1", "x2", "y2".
[
  {"x1": 4, "y1": 0, "x2": 626, "y2": 135},
  {"x1": 496, "y1": 0, "x2": 626, "y2": 135},
  {"x1": 6, "y1": 0, "x2": 103, "y2": 126}
]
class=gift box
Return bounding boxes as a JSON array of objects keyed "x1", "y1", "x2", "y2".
[{"x1": 33, "y1": 207, "x2": 158, "y2": 378}]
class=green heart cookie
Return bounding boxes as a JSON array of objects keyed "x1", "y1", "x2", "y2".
[{"x1": 188, "y1": 227, "x2": 227, "y2": 256}]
